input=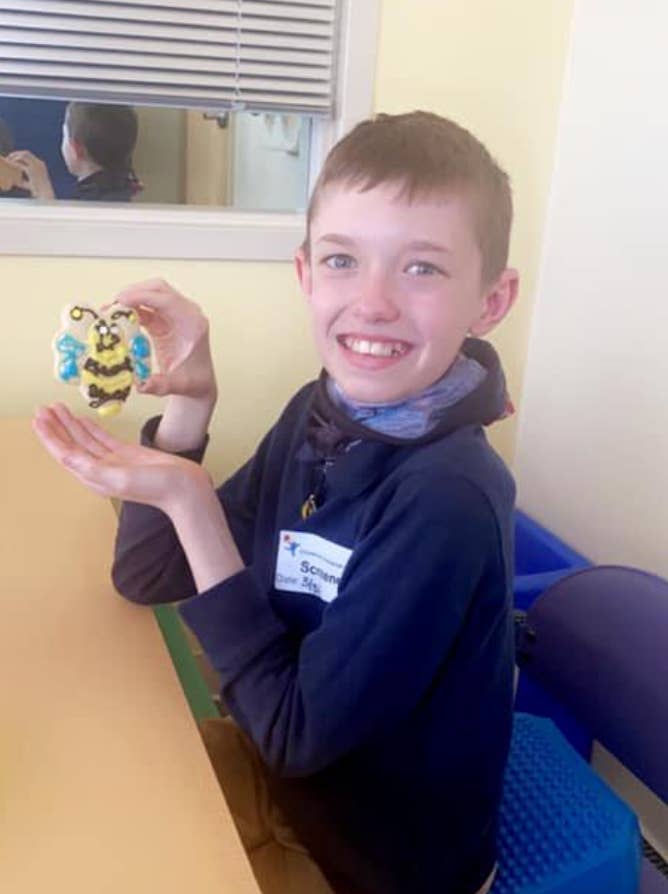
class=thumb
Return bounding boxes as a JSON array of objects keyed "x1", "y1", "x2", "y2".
[{"x1": 137, "y1": 373, "x2": 172, "y2": 396}]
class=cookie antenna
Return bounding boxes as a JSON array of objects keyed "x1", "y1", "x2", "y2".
[{"x1": 69, "y1": 306, "x2": 98, "y2": 322}]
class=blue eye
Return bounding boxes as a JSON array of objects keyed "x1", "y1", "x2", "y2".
[
  {"x1": 323, "y1": 253, "x2": 356, "y2": 270},
  {"x1": 406, "y1": 261, "x2": 441, "y2": 276}
]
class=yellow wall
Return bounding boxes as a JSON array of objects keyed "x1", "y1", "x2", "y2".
[
  {"x1": 375, "y1": 0, "x2": 575, "y2": 460},
  {"x1": 0, "y1": 0, "x2": 574, "y2": 481}
]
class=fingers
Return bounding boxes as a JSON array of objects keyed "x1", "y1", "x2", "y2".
[
  {"x1": 112, "y1": 284, "x2": 177, "y2": 339},
  {"x1": 7, "y1": 150, "x2": 32, "y2": 166},
  {"x1": 97, "y1": 299, "x2": 156, "y2": 332},
  {"x1": 33, "y1": 405, "x2": 120, "y2": 493},
  {"x1": 49, "y1": 403, "x2": 110, "y2": 459},
  {"x1": 33, "y1": 413, "x2": 108, "y2": 495},
  {"x1": 8, "y1": 151, "x2": 53, "y2": 198},
  {"x1": 76, "y1": 412, "x2": 125, "y2": 453},
  {"x1": 133, "y1": 306, "x2": 157, "y2": 328},
  {"x1": 7, "y1": 150, "x2": 42, "y2": 172},
  {"x1": 33, "y1": 406, "x2": 76, "y2": 465},
  {"x1": 33, "y1": 403, "x2": 118, "y2": 475},
  {"x1": 33, "y1": 407, "x2": 94, "y2": 478},
  {"x1": 113, "y1": 279, "x2": 183, "y2": 310},
  {"x1": 136, "y1": 373, "x2": 171, "y2": 396}
]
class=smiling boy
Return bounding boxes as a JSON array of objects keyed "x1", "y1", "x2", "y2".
[{"x1": 34, "y1": 111, "x2": 518, "y2": 894}]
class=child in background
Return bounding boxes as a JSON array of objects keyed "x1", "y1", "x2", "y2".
[
  {"x1": 9, "y1": 102, "x2": 140, "y2": 201},
  {"x1": 34, "y1": 111, "x2": 519, "y2": 894}
]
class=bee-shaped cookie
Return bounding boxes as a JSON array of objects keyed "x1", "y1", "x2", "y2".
[{"x1": 53, "y1": 303, "x2": 151, "y2": 417}]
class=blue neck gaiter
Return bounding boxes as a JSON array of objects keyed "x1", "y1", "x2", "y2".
[{"x1": 327, "y1": 353, "x2": 487, "y2": 440}]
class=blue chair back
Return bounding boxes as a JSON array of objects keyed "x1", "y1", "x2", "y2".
[{"x1": 519, "y1": 565, "x2": 668, "y2": 802}]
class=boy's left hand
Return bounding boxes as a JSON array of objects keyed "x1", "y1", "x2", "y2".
[{"x1": 33, "y1": 403, "x2": 209, "y2": 514}]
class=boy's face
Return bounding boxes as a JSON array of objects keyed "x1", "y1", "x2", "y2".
[
  {"x1": 296, "y1": 182, "x2": 518, "y2": 404},
  {"x1": 60, "y1": 121, "x2": 75, "y2": 173},
  {"x1": 60, "y1": 120, "x2": 85, "y2": 176}
]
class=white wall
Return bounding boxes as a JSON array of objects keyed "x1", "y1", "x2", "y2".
[
  {"x1": 515, "y1": 0, "x2": 668, "y2": 579},
  {"x1": 231, "y1": 112, "x2": 311, "y2": 211},
  {"x1": 514, "y1": 0, "x2": 668, "y2": 851}
]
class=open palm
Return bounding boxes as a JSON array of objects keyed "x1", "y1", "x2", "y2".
[{"x1": 33, "y1": 403, "x2": 206, "y2": 511}]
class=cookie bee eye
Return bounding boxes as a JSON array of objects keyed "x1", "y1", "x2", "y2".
[
  {"x1": 98, "y1": 324, "x2": 108, "y2": 334},
  {"x1": 110, "y1": 324, "x2": 119, "y2": 334}
]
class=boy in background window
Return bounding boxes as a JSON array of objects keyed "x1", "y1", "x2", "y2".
[{"x1": 8, "y1": 102, "x2": 141, "y2": 202}]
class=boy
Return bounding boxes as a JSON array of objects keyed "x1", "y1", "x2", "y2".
[
  {"x1": 8, "y1": 102, "x2": 139, "y2": 201},
  {"x1": 34, "y1": 111, "x2": 519, "y2": 894}
]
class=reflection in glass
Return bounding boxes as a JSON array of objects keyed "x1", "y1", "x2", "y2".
[{"x1": 0, "y1": 97, "x2": 312, "y2": 212}]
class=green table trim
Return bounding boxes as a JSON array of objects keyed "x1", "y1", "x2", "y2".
[{"x1": 153, "y1": 604, "x2": 219, "y2": 721}]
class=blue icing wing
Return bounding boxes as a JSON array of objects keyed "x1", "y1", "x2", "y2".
[
  {"x1": 131, "y1": 334, "x2": 151, "y2": 380},
  {"x1": 134, "y1": 359, "x2": 150, "y2": 380},
  {"x1": 55, "y1": 332, "x2": 86, "y2": 382}
]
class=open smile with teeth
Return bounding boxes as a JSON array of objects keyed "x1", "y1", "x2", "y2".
[{"x1": 339, "y1": 335, "x2": 410, "y2": 358}]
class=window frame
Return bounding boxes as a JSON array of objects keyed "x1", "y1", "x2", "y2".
[{"x1": 0, "y1": 0, "x2": 380, "y2": 262}]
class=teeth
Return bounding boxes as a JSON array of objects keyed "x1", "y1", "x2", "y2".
[{"x1": 343, "y1": 337, "x2": 406, "y2": 357}]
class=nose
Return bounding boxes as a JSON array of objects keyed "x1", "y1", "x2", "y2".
[{"x1": 351, "y1": 268, "x2": 400, "y2": 323}]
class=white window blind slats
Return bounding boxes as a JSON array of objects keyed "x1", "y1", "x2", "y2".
[
  {"x1": 113, "y1": 0, "x2": 336, "y2": 20},
  {"x1": 0, "y1": 27, "x2": 329, "y2": 67},
  {"x1": 1, "y1": 60, "x2": 330, "y2": 96},
  {"x1": 1, "y1": 45, "x2": 331, "y2": 82},
  {"x1": 1, "y1": 1, "x2": 335, "y2": 30},
  {"x1": 1, "y1": 14, "x2": 330, "y2": 53},
  {"x1": 0, "y1": 8, "x2": 333, "y2": 40},
  {"x1": 0, "y1": 77, "x2": 330, "y2": 109},
  {"x1": 119, "y1": 0, "x2": 335, "y2": 10},
  {"x1": 0, "y1": 0, "x2": 339, "y2": 114}
]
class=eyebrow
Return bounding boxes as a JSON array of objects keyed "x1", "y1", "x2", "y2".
[
  {"x1": 315, "y1": 233, "x2": 356, "y2": 246},
  {"x1": 405, "y1": 239, "x2": 452, "y2": 254},
  {"x1": 315, "y1": 234, "x2": 452, "y2": 254}
]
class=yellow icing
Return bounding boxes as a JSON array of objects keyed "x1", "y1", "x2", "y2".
[{"x1": 97, "y1": 402, "x2": 122, "y2": 418}]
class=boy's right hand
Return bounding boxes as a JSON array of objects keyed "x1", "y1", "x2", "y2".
[
  {"x1": 7, "y1": 150, "x2": 55, "y2": 199},
  {"x1": 113, "y1": 279, "x2": 217, "y2": 402}
]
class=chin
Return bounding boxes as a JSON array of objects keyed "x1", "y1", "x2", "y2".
[{"x1": 335, "y1": 376, "x2": 414, "y2": 405}]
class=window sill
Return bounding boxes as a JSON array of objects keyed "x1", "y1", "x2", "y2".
[{"x1": 0, "y1": 202, "x2": 305, "y2": 261}]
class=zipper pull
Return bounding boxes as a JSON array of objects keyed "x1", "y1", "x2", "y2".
[
  {"x1": 301, "y1": 493, "x2": 318, "y2": 519},
  {"x1": 301, "y1": 457, "x2": 333, "y2": 519}
]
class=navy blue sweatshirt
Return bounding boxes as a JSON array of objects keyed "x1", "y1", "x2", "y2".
[
  {"x1": 75, "y1": 168, "x2": 137, "y2": 202},
  {"x1": 113, "y1": 339, "x2": 516, "y2": 894}
]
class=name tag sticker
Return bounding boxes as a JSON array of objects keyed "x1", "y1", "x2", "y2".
[{"x1": 275, "y1": 530, "x2": 353, "y2": 603}]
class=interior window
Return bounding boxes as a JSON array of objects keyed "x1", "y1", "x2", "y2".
[{"x1": 0, "y1": 97, "x2": 312, "y2": 211}]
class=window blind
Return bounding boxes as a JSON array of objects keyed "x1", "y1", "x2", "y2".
[{"x1": 0, "y1": 0, "x2": 339, "y2": 114}]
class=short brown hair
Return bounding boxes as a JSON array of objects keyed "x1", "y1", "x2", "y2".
[
  {"x1": 65, "y1": 103, "x2": 138, "y2": 172},
  {"x1": 306, "y1": 111, "x2": 512, "y2": 283}
]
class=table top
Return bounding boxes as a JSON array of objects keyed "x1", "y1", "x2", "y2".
[{"x1": 0, "y1": 417, "x2": 260, "y2": 893}]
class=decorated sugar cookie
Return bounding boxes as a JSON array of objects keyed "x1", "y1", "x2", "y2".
[{"x1": 53, "y1": 303, "x2": 151, "y2": 417}]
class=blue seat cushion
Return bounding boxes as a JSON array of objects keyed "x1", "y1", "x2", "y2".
[{"x1": 493, "y1": 713, "x2": 641, "y2": 894}]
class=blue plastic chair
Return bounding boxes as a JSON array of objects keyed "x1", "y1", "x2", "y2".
[
  {"x1": 513, "y1": 511, "x2": 593, "y2": 758},
  {"x1": 513, "y1": 510, "x2": 590, "y2": 612},
  {"x1": 494, "y1": 565, "x2": 668, "y2": 893}
]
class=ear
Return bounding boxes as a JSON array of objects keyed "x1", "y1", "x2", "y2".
[
  {"x1": 469, "y1": 268, "x2": 519, "y2": 337},
  {"x1": 69, "y1": 138, "x2": 87, "y2": 162},
  {"x1": 294, "y1": 244, "x2": 313, "y2": 299}
]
